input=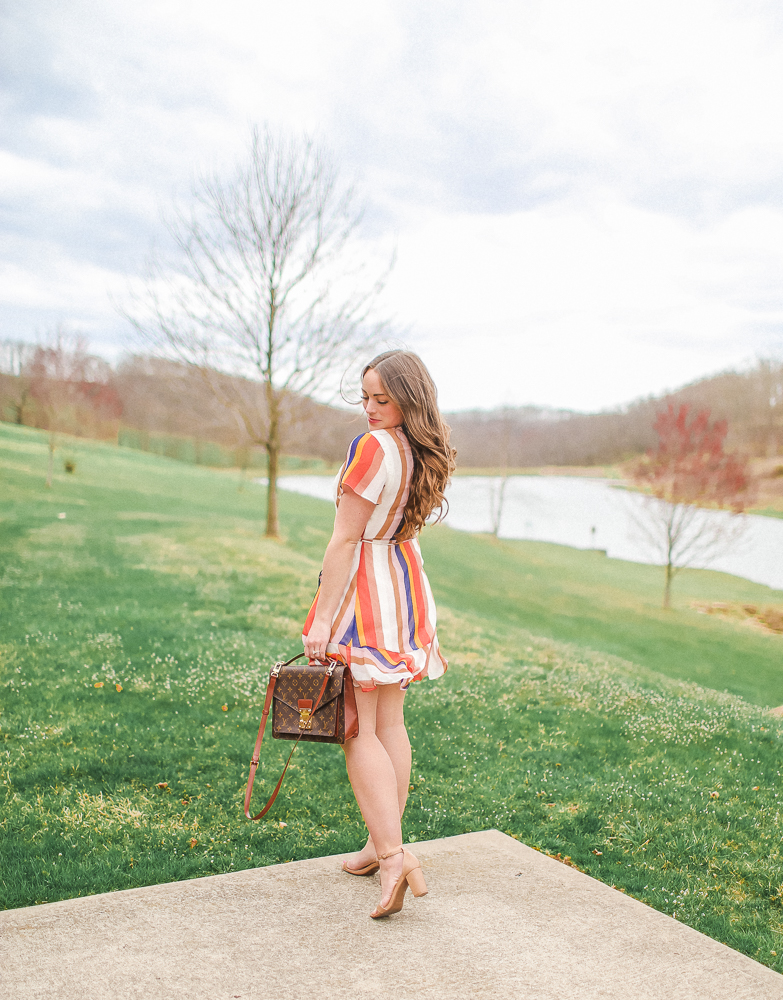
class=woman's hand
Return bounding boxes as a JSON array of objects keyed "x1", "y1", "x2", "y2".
[{"x1": 304, "y1": 620, "x2": 332, "y2": 661}]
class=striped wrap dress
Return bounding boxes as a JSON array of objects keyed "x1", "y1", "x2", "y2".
[{"x1": 302, "y1": 428, "x2": 448, "y2": 691}]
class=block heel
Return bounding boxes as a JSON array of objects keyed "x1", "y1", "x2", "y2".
[{"x1": 406, "y1": 862, "x2": 428, "y2": 897}]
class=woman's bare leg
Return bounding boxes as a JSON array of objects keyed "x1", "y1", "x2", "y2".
[
  {"x1": 343, "y1": 684, "x2": 409, "y2": 905},
  {"x1": 359, "y1": 684, "x2": 411, "y2": 858},
  {"x1": 376, "y1": 684, "x2": 412, "y2": 812},
  {"x1": 344, "y1": 684, "x2": 410, "y2": 864}
]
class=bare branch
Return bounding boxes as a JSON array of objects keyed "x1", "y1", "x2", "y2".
[{"x1": 119, "y1": 126, "x2": 390, "y2": 535}]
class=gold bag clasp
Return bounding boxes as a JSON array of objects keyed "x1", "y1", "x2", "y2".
[{"x1": 298, "y1": 699, "x2": 313, "y2": 730}]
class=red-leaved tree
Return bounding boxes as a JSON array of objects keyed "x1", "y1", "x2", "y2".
[
  {"x1": 630, "y1": 404, "x2": 754, "y2": 608},
  {"x1": 27, "y1": 332, "x2": 123, "y2": 487}
]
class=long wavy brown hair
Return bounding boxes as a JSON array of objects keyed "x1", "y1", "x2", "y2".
[{"x1": 363, "y1": 350, "x2": 457, "y2": 537}]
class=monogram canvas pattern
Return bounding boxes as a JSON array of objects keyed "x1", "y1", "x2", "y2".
[
  {"x1": 272, "y1": 663, "x2": 354, "y2": 745},
  {"x1": 244, "y1": 654, "x2": 359, "y2": 821}
]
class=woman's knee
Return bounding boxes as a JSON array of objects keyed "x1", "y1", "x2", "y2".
[{"x1": 375, "y1": 719, "x2": 409, "y2": 746}]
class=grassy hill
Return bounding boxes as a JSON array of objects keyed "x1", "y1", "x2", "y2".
[{"x1": 1, "y1": 422, "x2": 782, "y2": 971}]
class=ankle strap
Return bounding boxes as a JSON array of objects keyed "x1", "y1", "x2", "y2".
[{"x1": 377, "y1": 846, "x2": 404, "y2": 860}]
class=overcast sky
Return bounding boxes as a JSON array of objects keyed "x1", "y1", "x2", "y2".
[{"x1": 2, "y1": 0, "x2": 783, "y2": 412}]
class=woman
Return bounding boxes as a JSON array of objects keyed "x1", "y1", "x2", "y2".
[{"x1": 302, "y1": 349, "x2": 455, "y2": 918}]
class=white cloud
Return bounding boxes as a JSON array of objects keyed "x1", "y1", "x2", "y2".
[
  {"x1": 2, "y1": 0, "x2": 783, "y2": 410},
  {"x1": 386, "y1": 192, "x2": 783, "y2": 409},
  {"x1": 0, "y1": 239, "x2": 127, "y2": 316}
]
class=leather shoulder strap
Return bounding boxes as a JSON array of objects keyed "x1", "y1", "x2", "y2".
[{"x1": 243, "y1": 654, "x2": 333, "y2": 821}]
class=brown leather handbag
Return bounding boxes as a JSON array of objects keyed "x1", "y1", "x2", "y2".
[{"x1": 243, "y1": 653, "x2": 359, "y2": 821}]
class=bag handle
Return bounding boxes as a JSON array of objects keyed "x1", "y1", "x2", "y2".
[{"x1": 243, "y1": 653, "x2": 335, "y2": 821}]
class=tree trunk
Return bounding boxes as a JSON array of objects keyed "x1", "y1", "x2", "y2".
[
  {"x1": 663, "y1": 560, "x2": 673, "y2": 609},
  {"x1": 265, "y1": 383, "x2": 280, "y2": 538},
  {"x1": 46, "y1": 434, "x2": 55, "y2": 488},
  {"x1": 661, "y1": 511, "x2": 677, "y2": 609},
  {"x1": 266, "y1": 440, "x2": 279, "y2": 537},
  {"x1": 491, "y1": 475, "x2": 508, "y2": 538}
]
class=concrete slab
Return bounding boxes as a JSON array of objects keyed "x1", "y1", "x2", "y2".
[{"x1": 1, "y1": 829, "x2": 780, "y2": 999}]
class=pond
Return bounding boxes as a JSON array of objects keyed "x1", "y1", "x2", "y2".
[{"x1": 277, "y1": 474, "x2": 783, "y2": 592}]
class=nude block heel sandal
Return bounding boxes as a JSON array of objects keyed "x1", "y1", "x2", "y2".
[{"x1": 370, "y1": 847, "x2": 428, "y2": 919}]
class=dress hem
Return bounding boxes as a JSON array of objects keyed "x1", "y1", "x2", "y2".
[{"x1": 323, "y1": 637, "x2": 447, "y2": 692}]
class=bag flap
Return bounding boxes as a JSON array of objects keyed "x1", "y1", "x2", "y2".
[{"x1": 273, "y1": 664, "x2": 345, "y2": 713}]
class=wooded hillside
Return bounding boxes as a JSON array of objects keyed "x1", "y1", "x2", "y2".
[
  {"x1": 0, "y1": 347, "x2": 365, "y2": 466},
  {"x1": 1, "y1": 342, "x2": 780, "y2": 468},
  {"x1": 448, "y1": 359, "x2": 783, "y2": 467}
]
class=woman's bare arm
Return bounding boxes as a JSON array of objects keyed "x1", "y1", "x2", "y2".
[{"x1": 303, "y1": 486, "x2": 375, "y2": 657}]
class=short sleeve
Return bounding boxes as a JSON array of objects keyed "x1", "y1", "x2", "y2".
[{"x1": 340, "y1": 433, "x2": 386, "y2": 504}]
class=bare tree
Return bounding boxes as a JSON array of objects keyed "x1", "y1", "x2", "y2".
[
  {"x1": 489, "y1": 476, "x2": 509, "y2": 537},
  {"x1": 122, "y1": 126, "x2": 389, "y2": 537},
  {"x1": 629, "y1": 404, "x2": 754, "y2": 608},
  {"x1": 26, "y1": 330, "x2": 122, "y2": 487},
  {"x1": 0, "y1": 340, "x2": 36, "y2": 424},
  {"x1": 754, "y1": 358, "x2": 783, "y2": 458},
  {"x1": 489, "y1": 406, "x2": 514, "y2": 537},
  {"x1": 628, "y1": 495, "x2": 750, "y2": 608},
  {"x1": 0, "y1": 340, "x2": 36, "y2": 377}
]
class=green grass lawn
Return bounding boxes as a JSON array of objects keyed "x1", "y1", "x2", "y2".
[
  {"x1": 2, "y1": 421, "x2": 783, "y2": 972},
  {"x1": 419, "y1": 530, "x2": 783, "y2": 707}
]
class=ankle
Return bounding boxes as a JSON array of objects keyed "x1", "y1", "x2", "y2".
[{"x1": 377, "y1": 846, "x2": 404, "y2": 861}]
